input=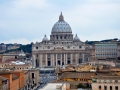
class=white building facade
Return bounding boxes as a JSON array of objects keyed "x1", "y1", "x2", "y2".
[
  {"x1": 95, "y1": 42, "x2": 118, "y2": 61},
  {"x1": 32, "y1": 13, "x2": 93, "y2": 67}
]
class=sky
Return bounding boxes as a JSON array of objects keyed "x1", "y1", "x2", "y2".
[{"x1": 0, "y1": 0, "x2": 120, "y2": 44}]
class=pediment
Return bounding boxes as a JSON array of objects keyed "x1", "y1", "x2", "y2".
[{"x1": 54, "y1": 47, "x2": 64, "y2": 50}]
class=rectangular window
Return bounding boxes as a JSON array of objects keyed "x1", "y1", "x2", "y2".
[
  {"x1": 79, "y1": 46, "x2": 81, "y2": 48},
  {"x1": 104, "y1": 86, "x2": 107, "y2": 90},
  {"x1": 115, "y1": 86, "x2": 118, "y2": 90},
  {"x1": 115, "y1": 80, "x2": 118, "y2": 83},
  {"x1": 99, "y1": 86, "x2": 101, "y2": 89},
  {"x1": 32, "y1": 73, "x2": 34, "y2": 78},
  {"x1": 104, "y1": 80, "x2": 106, "y2": 83},
  {"x1": 36, "y1": 54, "x2": 38, "y2": 58},
  {"x1": 110, "y1": 80, "x2": 112, "y2": 83},
  {"x1": 98, "y1": 80, "x2": 101, "y2": 83},
  {"x1": 110, "y1": 86, "x2": 112, "y2": 90}
]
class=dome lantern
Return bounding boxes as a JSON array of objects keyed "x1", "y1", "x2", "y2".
[{"x1": 59, "y1": 12, "x2": 64, "y2": 21}]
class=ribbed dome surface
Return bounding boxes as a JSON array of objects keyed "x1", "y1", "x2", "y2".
[
  {"x1": 51, "y1": 12, "x2": 72, "y2": 33},
  {"x1": 73, "y1": 34, "x2": 80, "y2": 42},
  {"x1": 52, "y1": 21, "x2": 72, "y2": 33}
]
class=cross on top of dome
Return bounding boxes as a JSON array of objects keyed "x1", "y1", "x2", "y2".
[{"x1": 59, "y1": 12, "x2": 64, "y2": 21}]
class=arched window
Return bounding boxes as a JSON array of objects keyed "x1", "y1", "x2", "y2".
[
  {"x1": 99, "y1": 86, "x2": 101, "y2": 89},
  {"x1": 36, "y1": 46, "x2": 38, "y2": 49},
  {"x1": 115, "y1": 86, "x2": 118, "y2": 90},
  {"x1": 110, "y1": 86, "x2": 112, "y2": 90},
  {"x1": 104, "y1": 86, "x2": 107, "y2": 90}
]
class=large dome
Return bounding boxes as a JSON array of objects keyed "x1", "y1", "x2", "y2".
[{"x1": 51, "y1": 12, "x2": 72, "y2": 33}]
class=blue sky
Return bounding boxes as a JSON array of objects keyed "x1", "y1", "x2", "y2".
[{"x1": 0, "y1": 0, "x2": 120, "y2": 44}]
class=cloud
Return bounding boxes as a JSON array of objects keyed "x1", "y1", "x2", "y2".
[
  {"x1": 0, "y1": 0, "x2": 120, "y2": 44},
  {"x1": 12, "y1": 0, "x2": 48, "y2": 9},
  {"x1": 79, "y1": 29, "x2": 120, "y2": 41},
  {"x1": 0, "y1": 38, "x2": 43, "y2": 45}
]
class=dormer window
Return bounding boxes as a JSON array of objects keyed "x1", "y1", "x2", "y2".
[
  {"x1": 98, "y1": 80, "x2": 101, "y2": 83},
  {"x1": 104, "y1": 80, "x2": 106, "y2": 83},
  {"x1": 110, "y1": 80, "x2": 112, "y2": 83}
]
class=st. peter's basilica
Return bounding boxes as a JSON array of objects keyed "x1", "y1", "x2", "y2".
[{"x1": 32, "y1": 12, "x2": 93, "y2": 67}]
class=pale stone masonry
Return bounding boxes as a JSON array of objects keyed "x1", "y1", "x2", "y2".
[
  {"x1": 92, "y1": 75, "x2": 120, "y2": 90},
  {"x1": 32, "y1": 13, "x2": 93, "y2": 67}
]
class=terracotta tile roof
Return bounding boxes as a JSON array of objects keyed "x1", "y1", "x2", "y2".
[
  {"x1": 110, "y1": 67, "x2": 120, "y2": 71},
  {"x1": 4, "y1": 59, "x2": 16, "y2": 63},
  {"x1": 62, "y1": 69, "x2": 75, "y2": 72},
  {"x1": 61, "y1": 72, "x2": 95, "y2": 79},
  {"x1": 95, "y1": 75, "x2": 120, "y2": 79},
  {"x1": 0, "y1": 71, "x2": 11, "y2": 74},
  {"x1": 12, "y1": 74, "x2": 19, "y2": 80},
  {"x1": 97, "y1": 69, "x2": 110, "y2": 72},
  {"x1": 0, "y1": 76, "x2": 8, "y2": 81}
]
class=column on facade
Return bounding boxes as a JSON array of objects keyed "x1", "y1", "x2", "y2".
[
  {"x1": 52, "y1": 54, "x2": 54, "y2": 66},
  {"x1": 82, "y1": 54, "x2": 85, "y2": 63},
  {"x1": 60, "y1": 54, "x2": 62, "y2": 65},
  {"x1": 64, "y1": 54, "x2": 66, "y2": 65},
  {"x1": 39, "y1": 54, "x2": 42, "y2": 67},
  {"x1": 71, "y1": 54, "x2": 73, "y2": 64},
  {"x1": 56, "y1": 54, "x2": 57, "y2": 66},
  {"x1": 45, "y1": 54, "x2": 47, "y2": 66},
  {"x1": 88, "y1": 56, "x2": 89, "y2": 62},
  {"x1": 66, "y1": 53, "x2": 67, "y2": 64},
  {"x1": 50, "y1": 54, "x2": 52, "y2": 66},
  {"x1": 32, "y1": 54, "x2": 36, "y2": 67},
  {"x1": 75, "y1": 53, "x2": 78, "y2": 64}
]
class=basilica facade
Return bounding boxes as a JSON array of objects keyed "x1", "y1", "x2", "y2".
[{"x1": 32, "y1": 13, "x2": 93, "y2": 67}]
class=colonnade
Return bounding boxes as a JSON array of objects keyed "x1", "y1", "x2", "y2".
[{"x1": 33, "y1": 53, "x2": 87, "y2": 67}]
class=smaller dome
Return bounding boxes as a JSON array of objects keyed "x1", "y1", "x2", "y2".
[
  {"x1": 19, "y1": 50, "x2": 26, "y2": 56},
  {"x1": 73, "y1": 34, "x2": 80, "y2": 42},
  {"x1": 42, "y1": 35, "x2": 49, "y2": 41}
]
